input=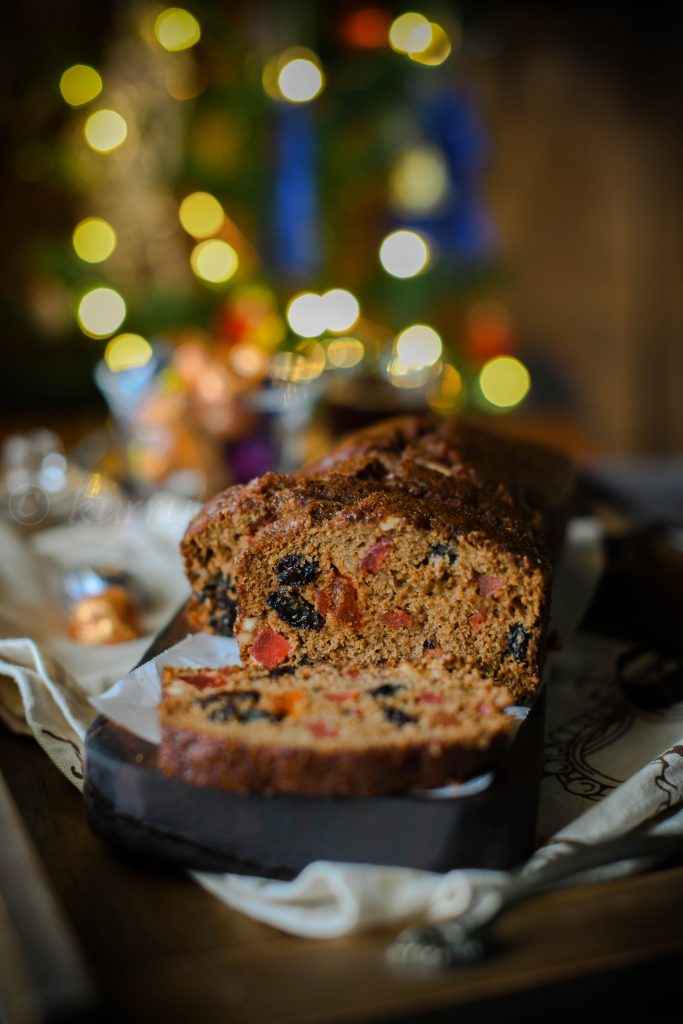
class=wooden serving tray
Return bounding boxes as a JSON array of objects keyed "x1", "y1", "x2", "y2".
[{"x1": 83, "y1": 607, "x2": 544, "y2": 878}]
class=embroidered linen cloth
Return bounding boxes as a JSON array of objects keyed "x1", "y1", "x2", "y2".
[{"x1": 0, "y1": 514, "x2": 681, "y2": 939}]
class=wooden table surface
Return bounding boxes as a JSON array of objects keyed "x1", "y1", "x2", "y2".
[{"x1": 2, "y1": 500, "x2": 683, "y2": 1022}]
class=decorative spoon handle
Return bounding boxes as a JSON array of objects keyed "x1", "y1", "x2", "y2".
[{"x1": 387, "y1": 833, "x2": 683, "y2": 973}]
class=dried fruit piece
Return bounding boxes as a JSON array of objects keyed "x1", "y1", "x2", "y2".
[
  {"x1": 428, "y1": 542, "x2": 458, "y2": 565},
  {"x1": 325, "y1": 690, "x2": 358, "y2": 704},
  {"x1": 383, "y1": 706, "x2": 418, "y2": 727},
  {"x1": 368, "y1": 683, "x2": 405, "y2": 697},
  {"x1": 468, "y1": 610, "x2": 485, "y2": 633},
  {"x1": 195, "y1": 689, "x2": 282, "y2": 724},
  {"x1": 251, "y1": 628, "x2": 292, "y2": 668},
  {"x1": 418, "y1": 690, "x2": 445, "y2": 704},
  {"x1": 267, "y1": 588, "x2": 325, "y2": 631},
  {"x1": 306, "y1": 719, "x2": 339, "y2": 739},
  {"x1": 361, "y1": 538, "x2": 393, "y2": 574},
  {"x1": 506, "y1": 623, "x2": 530, "y2": 663},
  {"x1": 180, "y1": 670, "x2": 236, "y2": 691},
  {"x1": 275, "y1": 553, "x2": 320, "y2": 587},
  {"x1": 477, "y1": 574, "x2": 505, "y2": 597},
  {"x1": 272, "y1": 690, "x2": 306, "y2": 717},
  {"x1": 331, "y1": 576, "x2": 361, "y2": 628},
  {"x1": 381, "y1": 609, "x2": 413, "y2": 629}
]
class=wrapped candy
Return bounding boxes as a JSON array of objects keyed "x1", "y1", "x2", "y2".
[{"x1": 63, "y1": 566, "x2": 143, "y2": 646}]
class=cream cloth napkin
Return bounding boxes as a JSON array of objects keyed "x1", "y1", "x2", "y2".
[{"x1": 1, "y1": 515, "x2": 682, "y2": 939}]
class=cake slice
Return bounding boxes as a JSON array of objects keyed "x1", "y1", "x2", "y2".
[
  {"x1": 157, "y1": 659, "x2": 516, "y2": 796},
  {"x1": 233, "y1": 490, "x2": 550, "y2": 702}
]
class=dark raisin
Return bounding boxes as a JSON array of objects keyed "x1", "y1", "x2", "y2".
[
  {"x1": 204, "y1": 574, "x2": 237, "y2": 633},
  {"x1": 427, "y1": 542, "x2": 458, "y2": 564},
  {"x1": 209, "y1": 603, "x2": 237, "y2": 634},
  {"x1": 299, "y1": 655, "x2": 314, "y2": 666},
  {"x1": 269, "y1": 665, "x2": 296, "y2": 677},
  {"x1": 423, "y1": 637, "x2": 438, "y2": 650},
  {"x1": 196, "y1": 690, "x2": 261, "y2": 722},
  {"x1": 383, "y1": 706, "x2": 418, "y2": 727},
  {"x1": 267, "y1": 588, "x2": 325, "y2": 631},
  {"x1": 275, "y1": 554, "x2": 320, "y2": 587},
  {"x1": 368, "y1": 683, "x2": 406, "y2": 698},
  {"x1": 239, "y1": 708, "x2": 283, "y2": 724},
  {"x1": 506, "y1": 623, "x2": 530, "y2": 663}
]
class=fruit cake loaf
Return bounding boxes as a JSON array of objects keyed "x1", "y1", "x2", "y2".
[
  {"x1": 157, "y1": 659, "x2": 516, "y2": 796},
  {"x1": 234, "y1": 489, "x2": 550, "y2": 702},
  {"x1": 309, "y1": 414, "x2": 574, "y2": 554}
]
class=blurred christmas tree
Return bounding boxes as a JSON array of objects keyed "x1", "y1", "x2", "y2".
[{"x1": 10, "y1": 1, "x2": 534, "y2": 488}]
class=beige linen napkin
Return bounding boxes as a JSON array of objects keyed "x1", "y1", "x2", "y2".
[{"x1": 1, "y1": 516, "x2": 682, "y2": 938}]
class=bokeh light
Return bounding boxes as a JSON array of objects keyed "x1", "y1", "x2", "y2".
[
  {"x1": 388, "y1": 12, "x2": 432, "y2": 54},
  {"x1": 427, "y1": 364, "x2": 464, "y2": 412},
  {"x1": 84, "y1": 110, "x2": 128, "y2": 154},
  {"x1": 390, "y1": 146, "x2": 449, "y2": 214},
  {"x1": 229, "y1": 343, "x2": 268, "y2": 378},
  {"x1": 379, "y1": 230, "x2": 430, "y2": 278},
  {"x1": 59, "y1": 65, "x2": 103, "y2": 107},
  {"x1": 277, "y1": 57, "x2": 325, "y2": 103},
  {"x1": 190, "y1": 239, "x2": 239, "y2": 283},
  {"x1": 72, "y1": 218, "x2": 117, "y2": 263},
  {"x1": 322, "y1": 289, "x2": 360, "y2": 332},
  {"x1": 395, "y1": 324, "x2": 442, "y2": 369},
  {"x1": 154, "y1": 8, "x2": 201, "y2": 52},
  {"x1": 327, "y1": 338, "x2": 365, "y2": 368},
  {"x1": 271, "y1": 350, "x2": 324, "y2": 382},
  {"x1": 77, "y1": 287, "x2": 126, "y2": 338},
  {"x1": 409, "y1": 23, "x2": 452, "y2": 65},
  {"x1": 479, "y1": 356, "x2": 530, "y2": 408},
  {"x1": 104, "y1": 334, "x2": 153, "y2": 372},
  {"x1": 286, "y1": 292, "x2": 327, "y2": 337},
  {"x1": 178, "y1": 191, "x2": 224, "y2": 238}
]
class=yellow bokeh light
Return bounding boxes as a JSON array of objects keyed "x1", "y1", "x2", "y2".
[
  {"x1": 84, "y1": 110, "x2": 128, "y2": 154},
  {"x1": 59, "y1": 65, "x2": 103, "y2": 107},
  {"x1": 271, "y1": 350, "x2": 324, "y2": 383},
  {"x1": 389, "y1": 12, "x2": 432, "y2": 54},
  {"x1": 190, "y1": 239, "x2": 238, "y2": 283},
  {"x1": 178, "y1": 191, "x2": 224, "y2": 238},
  {"x1": 427, "y1": 364, "x2": 464, "y2": 412},
  {"x1": 479, "y1": 356, "x2": 530, "y2": 409},
  {"x1": 409, "y1": 23, "x2": 452, "y2": 65},
  {"x1": 77, "y1": 287, "x2": 126, "y2": 339},
  {"x1": 323, "y1": 289, "x2": 360, "y2": 333},
  {"x1": 379, "y1": 229, "x2": 430, "y2": 278},
  {"x1": 72, "y1": 218, "x2": 117, "y2": 263},
  {"x1": 395, "y1": 324, "x2": 442, "y2": 369},
  {"x1": 154, "y1": 7, "x2": 201, "y2": 52},
  {"x1": 296, "y1": 339, "x2": 326, "y2": 376},
  {"x1": 286, "y1": 292, "x2": 326, "y2": 337},
  {"x1": 104, "y1": 334, "x2": 153, "y2": 372},
  {"x1": 230, "y1": 343, "x2": 268, "y2": 378},
  {"x1": 327, "y1": 338, "x2": 365, "y2": 369},
  {"x1": 390, "y1": 146, "x2": 449, "y2": 214},
  {"x1": 278, "y1": 58, "x2": 324, "y2": 103}
]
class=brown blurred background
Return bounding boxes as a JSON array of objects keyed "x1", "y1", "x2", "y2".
[{"x1": 0, "y1": 0, "x2": 681, "y2": 499}]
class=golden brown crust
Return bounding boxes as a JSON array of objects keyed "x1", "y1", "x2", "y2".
[{"x1": 157, "y1": 724, "x2": 512, "y2": 796}]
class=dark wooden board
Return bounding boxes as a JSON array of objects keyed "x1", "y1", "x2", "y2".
[{"x1": 83, "y1": 607, "x2": 545, "y2": 877}]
